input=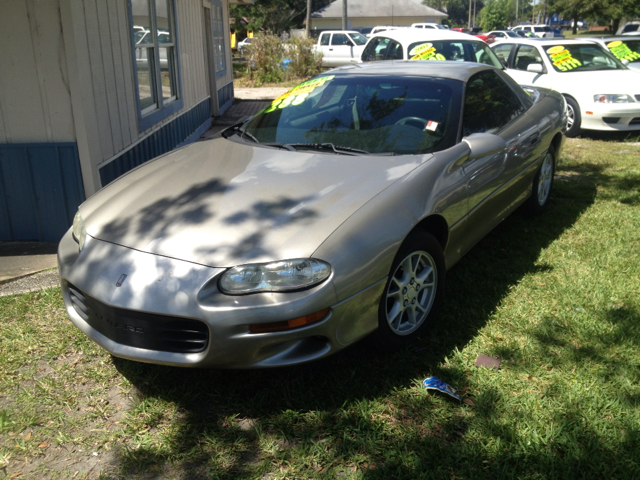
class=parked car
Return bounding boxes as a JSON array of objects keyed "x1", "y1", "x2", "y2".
[
  {"x1": 491, "y1": 38, "x2": 640, "y2": 137},
  {"x1": 314, "y1": 30, "x2": 369, "y2": 67},
  {"x1": 512, "y1": 25, "x2": 554, "y2": 38},
  {"x1": 587, "y1": 37, "x2": 640, "y2": 71},
  {"x1": 473, "y1": 33, "x2": 497, "y2": 44},
  {"x1": 368, "y1": 26, "x2": 407, "y2": 37},
  {"x1": 59, "y1": 61, "x2": 566, "y2": 368},
  {"x1": 361, "y1": 29, "x2": 503, "y2": 68},
  {"x1": 236, "y1": 37, "x2": 253, "y2": 56},
  {"x1": 486, "y1": 30, "x2": 523, "y2": 42},
  {"x1": 412, "y1": 23, "x2": 448, "y2": 30},
  {"x1": 617, "y1": 20, "x2": 640, "y2": 35}
]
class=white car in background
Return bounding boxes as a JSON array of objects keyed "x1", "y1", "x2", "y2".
[
  {"x1": 616, "y1": 20, "x2": 640, "y2": 35},
  {"x1": 315, "y1": 30, "x2": 369, "y2": 67},
  {"x1": 587, "y1": 37, "x2": 640, "y2": 72},
  {"x1": 368, "y1": 26, "x2": 408, "y2": 37},
  {"x1": 512, "y1": 25, "x2": 554, "y2": 38},
  {"x1": 491, "y1": 38, "x2": 640, "y2": 137},
  {"x1": 236, "y1": 37, "x2": 253, "y2": 56},
  {"x1": 486, "y1": 30, "x2": 524, "y2": 42},
  {"x1": 361, "y1": 29, "x2": 504, "y2": 68},
  {"x1": 411, "y1": 23, "x2": 448, "y2": 30}
]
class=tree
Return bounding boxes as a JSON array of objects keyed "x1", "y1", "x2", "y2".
[
  {"x1": 479, "y1": 0, "x2": 510, "y2": 30},
  {"x1": 548, "y1": 0, "x2": 588, "y2": 33},
  {"x1": 423, "y1": 0, "x2": 485, "y2": 26},
  {"x1": 230, "y1": 0, "x2": 332, "y2": 36}
]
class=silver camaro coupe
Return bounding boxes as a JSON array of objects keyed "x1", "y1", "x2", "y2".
[{"x1": 58, "y1": 62, "x2": 566, "y2": 368}]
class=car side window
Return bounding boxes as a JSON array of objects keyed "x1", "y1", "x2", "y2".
[
  {"x1": 362, "y1": 37, "x2": 391, "y2": 61},
  {"x1": 386, "y1": 40, "x2": 404, "y2": 60},
  {"x1": 493, "y1": 44, "x2": 513, "y2": 64},
  {"x1": 331, "y1": 34, "x2": 351, "y2": 46},
  {"x1": 463, "y1": 71, "x2": 525, "y2": 136},
  {"x1": 320, "y1": 34, "x2": 330, "y2": 46},
  {"x1": 514, "y1": 45, "x2": 543, "y2": 71}
]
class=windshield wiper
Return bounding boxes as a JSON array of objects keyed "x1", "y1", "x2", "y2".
[
  {"x1": 222, "y1": 121, "x2": 258, "y2": 142},
  {"x1": 288, "y1": 143, "x2": 369, "y2": 155},
  {"x1": 263, "y1": 142, "x2": 297, "y2": 151}
]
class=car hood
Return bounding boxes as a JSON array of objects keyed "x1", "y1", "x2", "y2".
[
  {"x1": 81, "y1": 137, "x2": 429, "y2": 267},
  {"x1": 545, "y1": 69, "x2": 640, "y2": 94}
]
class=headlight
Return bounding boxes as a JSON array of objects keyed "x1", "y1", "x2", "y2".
[
  {"x1": 593, "y1": 94, "x2": 634, "y2": 103},
  {"x1": 219, "y1": 258, "x2": 331, "y2": 294},
  {"x1": 72, "y1": 212, "x2": 87, "y2": 251}
]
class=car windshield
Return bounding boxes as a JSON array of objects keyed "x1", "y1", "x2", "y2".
[
  {"x1": 543, "y1": 43, "x2": 627, "y2": 72},
  {"x1": 241, "y1": 75, "x2": 461, "y2": 155},
  {"x1": 349, "y1": 33, "x2": 368, "y2": 45},
  {"x1": 605, "y1": 39, "x2": 640, "y2": 63},
  {"x1": 408, "y1": 40, "x2": 503, "y2": 68},
  {"x1": 505, "y1": 31, "x2": 519, "y2": 37}
]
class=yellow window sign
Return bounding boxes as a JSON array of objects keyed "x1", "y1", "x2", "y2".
[
  {"x1": 547, "y1": 46, "x2": 582, "y2": 71},
  {"x1": 607, "y1": 41, "x2": 640, "y2": 62},
  {"x1": 409, "y1": 43, "x2": 446, "y2": 61},
  {"x1": 262, "y1": 75, "x2": 335, "y2": 113}
]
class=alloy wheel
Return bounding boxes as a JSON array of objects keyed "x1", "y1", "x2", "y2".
[
  {"x1": 537, "y1": 152, "x2": 554, "y2": 205},
  {"x1": 384, "y1": 251, "x2": 437, "y2": 335}
]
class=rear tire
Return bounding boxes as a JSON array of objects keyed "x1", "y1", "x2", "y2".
[
  {"x1": 526, "y1": 145, "x2": 555, "y2": 215},
  {"x1": 564, "y1": 96, "x2": 581, "y2": 138},
  {"x1": 375, "y1": 231, "x2": 445, "y2": 351}
]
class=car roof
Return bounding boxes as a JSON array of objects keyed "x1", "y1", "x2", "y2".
[
  {"x1": 586, "y1": 36, "x2": 640, "y2": 43},
  {"x1": 490, "y1": 38, "x2": 598, "y2": 47},
  {"x1": 370, "y1": 28, "x2": 482, "y2": 43},
  {"x1": 319, "y1": 30, "x2": 361, "y2": 34},
  {"x1": 326, "y1": 60, "x2": 495, "y2": 82}
]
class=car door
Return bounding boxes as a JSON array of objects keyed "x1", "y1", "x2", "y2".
[
  {"x1": 318, "y1": 32, "x2": 332, "y2": 66},
  {"x1": 506, "y1": 44, "x2": 547, "y2": 86},
  {"x1": 326, "y1": 33, "x2": 355, "y2": 67},
  {"x1": 459, "y1": 70, "x2": 533, "y2": 254}
]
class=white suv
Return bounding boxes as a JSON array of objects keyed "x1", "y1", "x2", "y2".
[
  {"x1": 512, "y1": 25, "x2": 555, "y2": 38},
  {"x1": 411, "y1": 23, "x2": 448, "y2": 30}
]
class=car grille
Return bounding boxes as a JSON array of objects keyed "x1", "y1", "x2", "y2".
[
  {"x1": 630, "y1": 118, "x2": 640, "y2": 125},
  {"x1": 68, "y1": 284, "x2": 208, "y2": 353}
]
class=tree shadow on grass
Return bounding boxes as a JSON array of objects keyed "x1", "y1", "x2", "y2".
[{"x1": 107, "y1": 163, "x2": 640, "y2": 478}]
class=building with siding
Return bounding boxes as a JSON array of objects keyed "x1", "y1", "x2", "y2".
[
  {"x1": 0, "y1": 0, "x2": 252, "y2": 242},
  {"x1": 310, "y1": 0, "x2": 447, "y2": 30}
]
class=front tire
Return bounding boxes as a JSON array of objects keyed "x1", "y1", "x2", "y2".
[
  {"x1": 526, "y1": 146, "x2": 555, "y2": 214},
  {"x1": 564, "y1": 96, "x2": 581, "y2": 138},
  {"x1": 375, "y1": 231, "x2": 445, "y2": 351}
]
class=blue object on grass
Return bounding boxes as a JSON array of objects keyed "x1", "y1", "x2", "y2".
[
  {"x1": 423, "y1": 376, "x2": 461, "y2": 401},
  {"x1": 282, "y1": 59, "x2": 291, "y2": 70}
]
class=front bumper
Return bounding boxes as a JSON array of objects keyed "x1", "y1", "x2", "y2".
[
  {"x1": 58, "y1": 230, "x2": 382, "y2": 368},
  {"x1": 579, "y1": 101, "x2": 640, "y2": 131}
]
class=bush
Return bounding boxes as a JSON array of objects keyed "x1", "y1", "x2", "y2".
[
  {"x1": 246, "y1": 34, "x2": 286, "y2": 84},
  {"x1": 246, "y1": 33, "x2": 323, "y2": 85},
  {"x1": 286, "y1": 35, "x2": 323, "y2": 78}
]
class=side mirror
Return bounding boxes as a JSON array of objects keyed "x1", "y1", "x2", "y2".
[
  {"x1": 527, "y1": 63, "x2": 545, "y2": 73},
  {"x1": 463, "y1": 133, "x2": 507, "y2": 160}
]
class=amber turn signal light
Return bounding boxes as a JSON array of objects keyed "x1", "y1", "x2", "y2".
[{"x1": 250, "y1": 308, "x2": 330, "y2": 333}]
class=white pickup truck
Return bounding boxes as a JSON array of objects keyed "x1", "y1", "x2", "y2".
[{"x1": 315, "y1": 30, "x2": 369, "y2": 67}]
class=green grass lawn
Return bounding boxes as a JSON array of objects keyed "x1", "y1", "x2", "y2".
[{"x1": 1, "y1": 135, "x2": 640, "y2": 479}]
